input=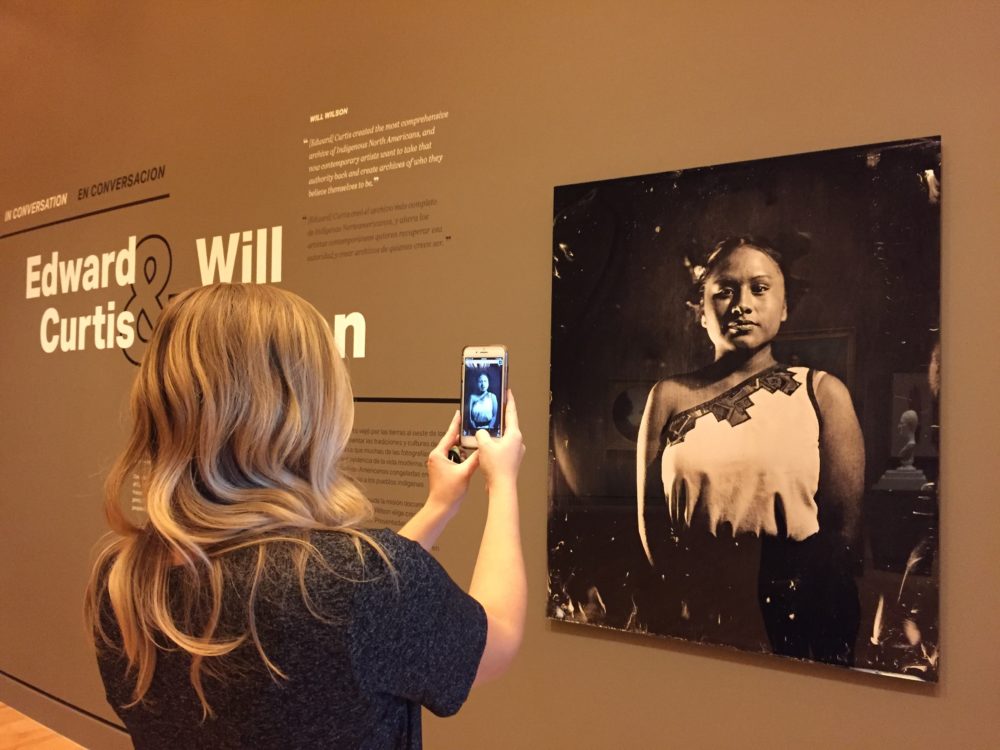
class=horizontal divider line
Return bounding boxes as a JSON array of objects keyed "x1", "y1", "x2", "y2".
[
  {"x1": 355, "y1": 397, "x2": 460, "y2": 404},
  {"x1": 0, "y1": 193, "x2": 171, "y2": 240},
  {"x1": 0, "y1": 668, "x2": 127, "y2": 734}
]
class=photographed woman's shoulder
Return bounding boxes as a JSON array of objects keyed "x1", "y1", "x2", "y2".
[
  {"x1": 643, "y1": 375, "x2": 694, "y2": 431},
  {"x1": 810, "y1": 369, "x2": 854, "y2": 411},
  {"x1": 650, "y1": 371, "x2": 707, "y2": 408}
]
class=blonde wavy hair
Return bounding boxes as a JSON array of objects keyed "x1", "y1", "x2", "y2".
[{"x1": 84, "y1": 283, "x2": 385, "y2": 717}]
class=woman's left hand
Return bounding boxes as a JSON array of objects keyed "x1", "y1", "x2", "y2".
[
  {"x1": 399, "y1": 412, "x2": 480, "y2": 550},
  {"x1": 426, "y1": 410, "x2": 480, "y2": 515}
]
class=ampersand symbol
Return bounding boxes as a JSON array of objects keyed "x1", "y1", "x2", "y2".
[{"x1": 123, "y1": 234, "x2": 173, "y2": 366}]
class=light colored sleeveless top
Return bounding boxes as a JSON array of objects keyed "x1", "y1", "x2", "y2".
[
  {"x1": 470, "y1": 392, "x2": 496, "y2": 426},
  {"x1": 660, "y1": 365, "x2": 823, "y2": 540}
]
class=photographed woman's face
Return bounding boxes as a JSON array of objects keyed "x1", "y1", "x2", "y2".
[
  {"x1": 478, "y1": 374, "x2": 489, "y2": 393},
  {"x1": 701, "y1": 245, "x2": 788, "y2": 354}
]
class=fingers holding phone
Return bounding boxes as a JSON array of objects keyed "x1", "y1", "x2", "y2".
[
  {"x1": 426, "y1": 410, "x2": 480, "y2": 512},
  {"x1": 476, "y1": 390, "x2": 525, "y2": 490}
]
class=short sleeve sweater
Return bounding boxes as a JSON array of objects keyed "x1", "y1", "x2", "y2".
[{"x1": 96, "y1": 529, "x2": 487, "y2": 749}]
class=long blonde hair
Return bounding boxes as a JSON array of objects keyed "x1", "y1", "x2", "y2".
[{"x1": 84, "y1": 283, "x2": 384, "y2": 717}]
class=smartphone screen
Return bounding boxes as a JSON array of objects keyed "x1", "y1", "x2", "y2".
[{"x1": 461, "y1": 348, "x2": 507, "y2": 444}]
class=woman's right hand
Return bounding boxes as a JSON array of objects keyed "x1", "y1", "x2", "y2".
[
  {"x1": 475, "y1": 390, "x2": 525, "y2": 489},
  {"x1": 470, "y1": 390, "x2": 527, "y2": 685}
]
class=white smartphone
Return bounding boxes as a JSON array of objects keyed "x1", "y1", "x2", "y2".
[{"x1": 460, "y1": 345, "x2": 509, "y2": 448}]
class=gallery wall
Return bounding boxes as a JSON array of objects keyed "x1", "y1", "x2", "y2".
[{"x1": 1, "y1": 2, "x2": 998, "y2": 747}]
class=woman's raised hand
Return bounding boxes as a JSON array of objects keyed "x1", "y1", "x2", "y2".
[
  {"x1": 469, "y1": 390, "x2": 527, "y2": 685},
  {"x1": 475, "y1": 391, "x2": 525, "y2": 490},
  {"x1": 426, "y1": 410, "x2": 480, "y2": 513}
]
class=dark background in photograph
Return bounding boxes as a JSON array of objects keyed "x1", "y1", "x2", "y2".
[
  {"x1": 547, "y1": 137, "x2": 941, "y2": 680},
  {"x1": 463, "y1": 361, "x2": 503, "y2": 437}
]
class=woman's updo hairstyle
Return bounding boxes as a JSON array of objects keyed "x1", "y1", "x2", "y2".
[{"x1": 684, "y1": 233, "x2": 810, "y2": 315}]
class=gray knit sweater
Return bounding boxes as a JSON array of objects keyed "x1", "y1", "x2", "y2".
[{"x1": 97, "y1": 529, "x2": 486, "y2": 749}]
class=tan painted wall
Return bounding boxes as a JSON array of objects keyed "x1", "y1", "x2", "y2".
[{"x1": 1, "y1": 2, "x2": 997, "y2": 747}]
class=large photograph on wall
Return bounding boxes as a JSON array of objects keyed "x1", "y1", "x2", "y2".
[{"x1": 547, "y1": 137, "x2": 941, "y2": 681}]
